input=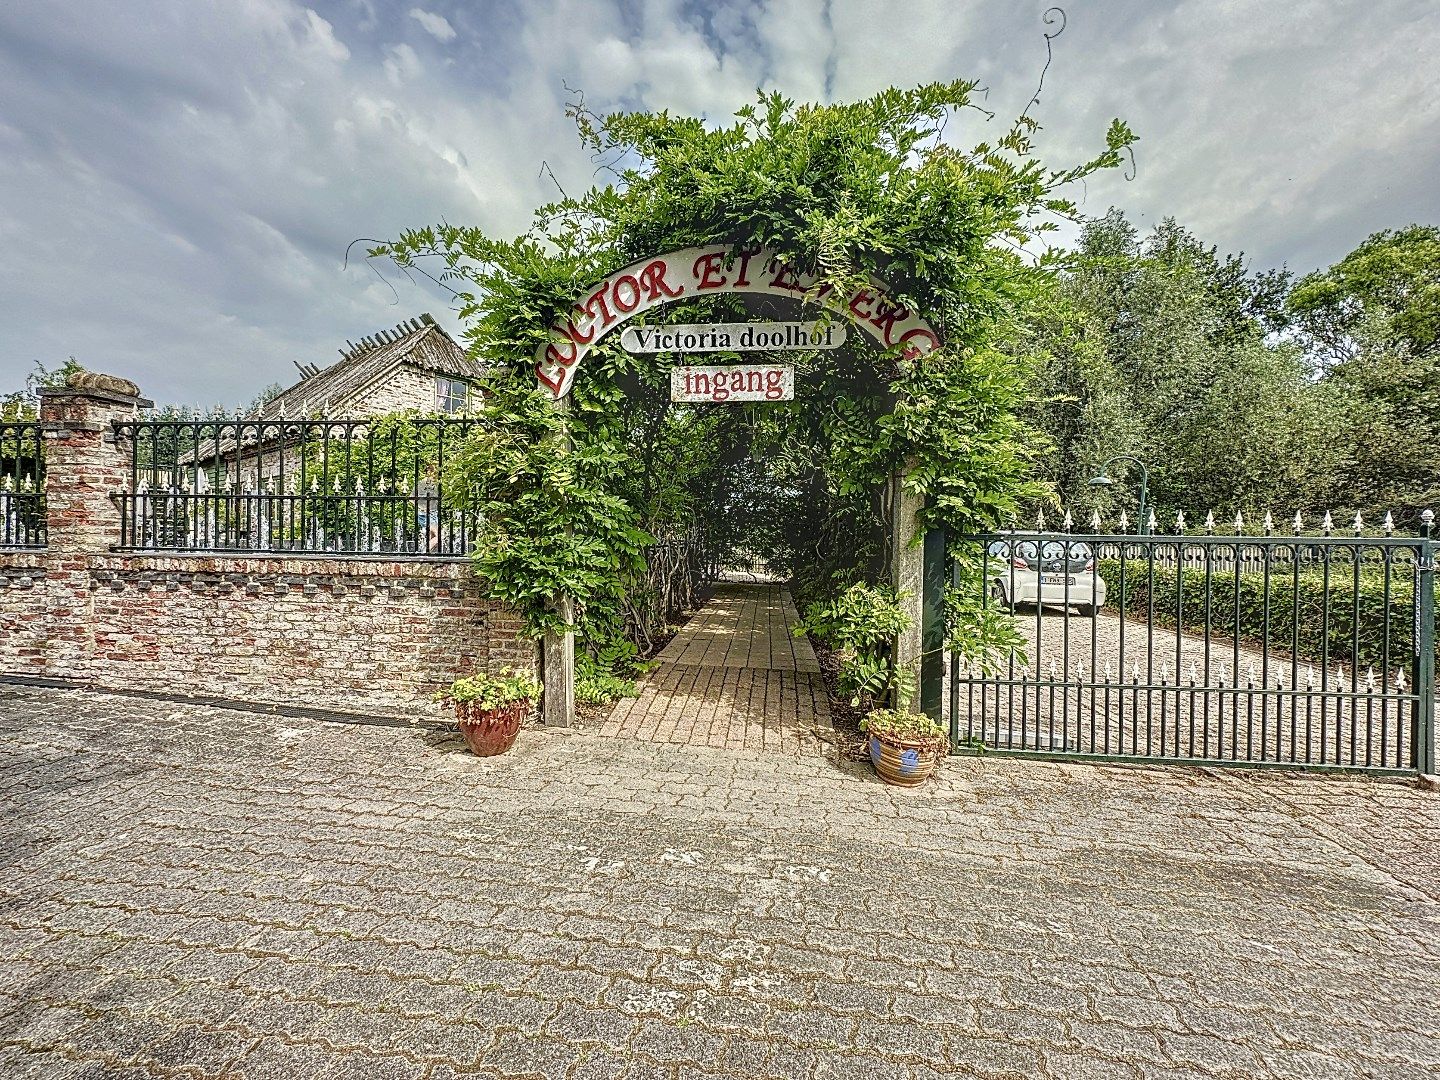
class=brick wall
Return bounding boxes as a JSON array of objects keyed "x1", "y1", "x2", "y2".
[
  {"x1": 0, "y1": 551, "x2": 531, "y2": 717},
  {"x1": 0, "y1": 373, "x2": 536, "y2": 720}
]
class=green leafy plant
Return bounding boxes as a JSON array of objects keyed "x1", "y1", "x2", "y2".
[
  {"x1": 575, "y1": 652, "x2": 640, "y2": 705},
  {"x1": 795, "y1": 582, "x2": 911, "y2": 704},
  {"x1": 434, "y1": 668, "x2": 542, "y2": 711},
  {"x1": 861, "y1": 708, "x2": 947, "y2": 745}
]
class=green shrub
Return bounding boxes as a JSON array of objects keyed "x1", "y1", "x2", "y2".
[
  {"x1": 794, "y1": 582, "x2": 912, "y2": 705},
  {"x1": 1098, "y1": 558, "x2": 1436, "y2": 674}
]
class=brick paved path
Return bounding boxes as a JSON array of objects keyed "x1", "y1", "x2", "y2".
[
  {"x1": 3, "y1": 684, "x2": 1440, "y2": 1078},
  {"x1": 600, "y1": 584, "x2": 831, "y2": 754}
]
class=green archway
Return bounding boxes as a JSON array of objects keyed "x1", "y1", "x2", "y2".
[{"x1": 371, "y1": 83, "x2": 1136, "y2": 727}]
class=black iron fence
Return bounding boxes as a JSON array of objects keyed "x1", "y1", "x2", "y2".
[
  {"x1": 112, "y1": 417, "x2": 481, "y2": 556},
  {"x1": 1, "y1": 421, "x2": 45, "y2": 549},
  {"x1": 947, "y1": 513, "x2": 1437, "y2": 775}
]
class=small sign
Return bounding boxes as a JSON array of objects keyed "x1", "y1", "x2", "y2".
[
  {"x1": 671, "y1": 365, "x2": 794, "y2": 403},
  {"x1": 622, "y1": 321, "x2": 845, "y2": 354}
]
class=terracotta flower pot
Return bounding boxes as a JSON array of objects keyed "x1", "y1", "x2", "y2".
[
  {"x1": 455, "y1": 699, "x2": 531, "y2": 757},
  {"x1": 867, "y1": 729, "x2": 944, "y2": 787}
]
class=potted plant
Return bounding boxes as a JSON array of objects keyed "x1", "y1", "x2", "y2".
[
  {"x1": 435, "y1": 668, "x2": 542, "y2": 757},
  {"x1": 862, "y1": 708, "x2": 947, "y2": 787}
]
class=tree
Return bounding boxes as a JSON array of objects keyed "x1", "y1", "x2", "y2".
[
  {"x1": 1289, "y1": 226, "x2": 1440, "y2": 519},
  {"x1": 2, "y1": 358, "x2": 85, "y2": 420},
  {"x1": 1027, "y1": 211, "x2": 1344, "y2": 518}
]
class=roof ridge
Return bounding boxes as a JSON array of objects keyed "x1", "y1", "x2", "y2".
[{"x1": 337, "y1": 313, "x2": 438, "y2": 364}]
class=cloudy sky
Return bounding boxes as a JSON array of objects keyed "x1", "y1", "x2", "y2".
[{"x1": 2, "y1": 0, "x2": 1437, "y2": 406}]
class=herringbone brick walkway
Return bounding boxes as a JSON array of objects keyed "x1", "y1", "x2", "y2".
[{"x1": 600, "y1": 583, "x2": 831, "y2": 754}]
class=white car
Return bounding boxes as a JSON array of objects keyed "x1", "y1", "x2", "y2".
[{"x1": 987, "y1": 537, "x2": 1108, "y2": 617}]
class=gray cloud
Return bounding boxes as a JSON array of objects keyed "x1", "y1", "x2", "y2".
[{"x1": 0, "y1": 0, "x2": 1435, "y2": 406}]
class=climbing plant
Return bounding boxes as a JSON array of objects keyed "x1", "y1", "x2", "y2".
[{"x1": 369, "y1": 82, "x2": 1136, "y2": 680}]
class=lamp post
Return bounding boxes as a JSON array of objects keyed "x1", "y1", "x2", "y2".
[{"x1": 1088, "y1": 455, "x2": 1151, "y2": 535}]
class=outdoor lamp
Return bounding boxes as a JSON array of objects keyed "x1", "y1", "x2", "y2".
[{"x1": 1087, "y1": 455, "x2": 1150, "y2": 535}]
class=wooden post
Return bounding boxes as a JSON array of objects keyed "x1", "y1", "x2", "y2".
[
  {"x1": 543, "y1": 595, "x2": 575, "y2": 728},
  {"x1": 542, "y1": 396, "x2": 576, "y2": 728},
  {"x1": 889, "y1": 469, "x2": 925, "y2": 712}
]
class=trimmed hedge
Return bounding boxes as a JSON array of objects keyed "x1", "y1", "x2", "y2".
[{"x1": 1098, "y1": 559, "x2": 1437, "y2": 676}]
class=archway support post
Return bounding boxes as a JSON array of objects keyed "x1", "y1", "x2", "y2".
[
  {"x1": 543, "y1": 596, "x2": 576, "y2": 728},
  {"x1": 888, "y1": 469, "x2": 926, "y2": 713},
  {"x1": 542, "y1": 396, "x2": 576, "y2": 728}
]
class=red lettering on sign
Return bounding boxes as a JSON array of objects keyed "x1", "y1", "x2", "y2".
[
  {"x1": 565, "y1": 304, "x2": 597, "y2": 345},
  {"x1": 584, "y1": 282, "x2": 616, "y2": 328},
  {"x1": 544, "y1": 336, "x2": 579, "y2": 368},
  {"x1": 638, "y1": 259, "x2": 684, "y2": 301},
  {"x1": 765, "y1": 369, "x2": 785, "y2": 399},
  {"x1": 535, "y1": 363, "x2": 564, "y2": 395},
  {"x1": 769, "y1": 261, "x2": 805, "y2": 294},
  {"x1": 898, "y1": 327, "x2": 940, "y2": 360},
  {"x1": 734, "y1": 245, "x2": 762, "y2": 287},
  {"x1": 848, "y1": 288, "x2": 876, "y2": 321},
  {"x1": 693, "y1": 252, "x2": 728, "y2": 290},
  {"x1": 869, "y1": 295, "x2": 910, "y2": 345},
  {"x1": 612, "y1": 274, "x2": 642, "y2": 313}
]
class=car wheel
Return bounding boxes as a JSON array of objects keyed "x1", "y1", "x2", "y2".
[{"x1": 1075, "y1": 603, "x2": 1097, "y2": 618}]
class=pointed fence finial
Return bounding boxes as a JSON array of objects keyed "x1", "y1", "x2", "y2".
[
  {"x1": 1062, "y1": 509, "x2": 1073, "y2": 532},
  {"x1": 1383, "y1": 511, "x2": 1395, "y2": 535},
  {"x1": 1353, "y1": 510, "x2": 1364, "y2": 535},
  {"x1": 1103, "y1": 662, "x2": 1114, "y2": 681},
  {"x1": 1047, "y1": 659, "x2": 1058, "y2": 679},
  {"x1": 1174, "y1": 509, "x2": 1186, "y2": 532},
  {"x1": 1246, "y1": 661, "x2": 1257, "y2": 686},
  {"x1": 1118, "y1": 508, "x2": 1130, "y2": 533},
  {"x1": 1037, "y1": 508, "x2": 1048, "y2": 531},
  {"x1": 1263, "y1": 510, "x2": 1274, "y2": 535},
  {"x1": 1364, "y1": 667, "x2": 1377, "y2": 692},
  {"x1": 1188, "y1": 660, "x2": 1199, "y2": 684},
  {"x1": 1322, "y1": 510, "x2": 1334, "y2": 535},
  {"x1": 1305, "y1": 665, "x2": 1316, "y2": 689},
  {"x1": 1091, "y1": 508, "x2": 1102, "y2": 532},
  {"x1": 1130, "y1": 662, "x2": 1142, "y2": 682},
  {"x1": 1395, "y1": 669, "x2": 1408, "y2": 692},
  {"x1": 1216, "y1": 662, "x2": 1228, "y2": 686},
  {"x1": 1147, "y1": 507, "x2": 1157, "y2": 534},
  {"x1": 1159, "y1": 662, "x2": 1171, "y2": 683},
  {"x1": 1204, "y1": 510, "x2": 1216, "y2": 535},
  {"x1": 1294, "y1": 510, "x2": 1304, "y2": 533},
  {"x1": 1234, "y1": 510, "x2": 1244, "y2": 534}
]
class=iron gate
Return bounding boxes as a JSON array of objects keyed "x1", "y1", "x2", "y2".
[{"x1": 946, "y1": 515, "x2": 1436, "y2": 775}]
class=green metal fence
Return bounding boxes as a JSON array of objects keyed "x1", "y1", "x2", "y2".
[{"x1": 947, "y1": 512, "x2": 1436, "y2": 775}]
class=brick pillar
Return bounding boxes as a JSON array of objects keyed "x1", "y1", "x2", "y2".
[{"x1": 38, "y1": 372, "x2": 150, "y2": 674}]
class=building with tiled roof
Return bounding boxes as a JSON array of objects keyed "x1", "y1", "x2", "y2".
[{"x1": 256, "y1": 313, "x2": 485, "y2": 419}]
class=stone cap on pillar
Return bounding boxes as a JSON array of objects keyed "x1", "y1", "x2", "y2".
[{"x1": 38, "y1": 371, "x2": 153, "y2": 409}]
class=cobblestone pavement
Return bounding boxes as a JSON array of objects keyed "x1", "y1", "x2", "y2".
[
  {"x1": 601, "y1": 585, "x2": 830, "y2": 754},
  {"x1": 3, "y1": 683, "x2": 1440, "y2": 1079}
]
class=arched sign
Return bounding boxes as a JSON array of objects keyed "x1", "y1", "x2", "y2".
[{"x1": 534, "y1": 245, "x2": 941, "y2": 398}]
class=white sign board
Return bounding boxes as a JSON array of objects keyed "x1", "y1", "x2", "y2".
[
  {"x1": 534, "y1": 245, "x2": 941, "y2": 398},
  {"x1": 621, "y1": 321, "x2": 845, "y2": 354},
  {"x1": 671, "y1": 365, "x2": 795, "y2": 403}
]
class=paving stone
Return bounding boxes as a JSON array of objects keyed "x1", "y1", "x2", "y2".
[{"x1": 2, "y1": 682, "x2": 1438, "y2": 1080}]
